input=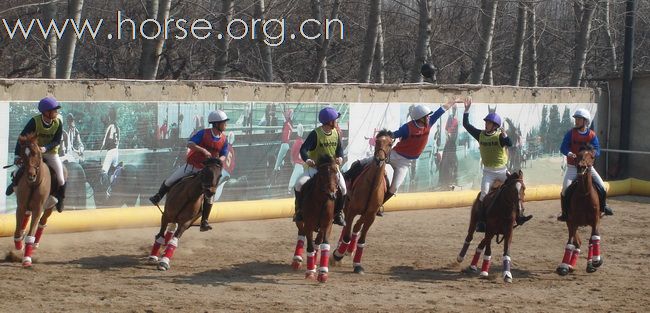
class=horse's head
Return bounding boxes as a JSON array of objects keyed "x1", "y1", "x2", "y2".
[
  {"x1": 18, "y1": 133, "x2": 43, "y2": 183},
  {"x1": 576, "y1": 145, "x2": 596, "y2": 174},
  {"x1": 315, "y1": 155, "x2": 338, "y2": 199},
  {"x1": 199, "y1": 157, "x2": 223, "y2": 199},
  {"x1": 373, "y1": 129, "x2": 393, "y2": 164},
  {"x1": 505, "y1": 170, "x2": 526, "y2": 214}
]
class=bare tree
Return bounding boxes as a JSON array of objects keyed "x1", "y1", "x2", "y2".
[
  {"x1": 602, "y1": 0, "x2": 617, "y2": 72},
  {"x1": 56, "y1": 0, "x2": 84, "y2": 79},
  {"x1": 470, "y1": 0, "x2": 499, "y2": 84},
  {"x1": 410, "y1": 0, "x2": 432, "y2": 83},
  {"x1": 214, "y1": 0, "x2": 235, "y2": 80},
  {"x1": 358, "y1": 0, "x2": 381, "y2": 83},
  {"x1": 254, "y1": 0, "x2": 274, "y2": 82},
  {"x1": 138, "y1": 0, "x2": 172, "y2": 80},
  {"x1": 510, "y1": 1, "x2": 528, "y2": 86},
  {"x1": 312, "y1": 0, "x2": 343, "y2": 83},
  {"x1": 527, "y1": 0, "x2": 538, "y2": 86},
  {"x1": 374, "y1": 12, "x2": 385, "y2": 84},
  {"x1": 570, "y1": 0, "x2": 598, "y2": 86},
  {"x1": 42, "y1": 0, "x2": 58, "y2": 78}
]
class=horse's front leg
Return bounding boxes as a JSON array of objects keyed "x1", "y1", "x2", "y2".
[
  {"x1": 502, "y1": 226, "x2": 514, "y2": 283},
  {"x1": 157, "y1": 216, "x2": 192, "y2": 271},
  {"x1": 352, "y1": 214, "x2": 376, "y2": 275},
  {"x1": 34, "y1": 208, "x2": 54, "y2": 249},
  {"x1": 333, "y1": 213, "x2": 354, "y2": 262},
  {"x1": 292, "y1": 222, "x2": 306, "y2": 270},
  {"x1": 587, "y1": 225, "x2": 602, "y2": 272},
  {"x1": 557, "y1": 224, "x2": 579, "y2": 276},
  {"x1": 458, "y1": 198, "x2": 480, "y2": 263},
  {"x1": 304, "y1": 226, "x2": 317, "y2": 280},
  {"x1": 13, "y1": 208, "x2": 31, "y2": 251},
  {"x1": 316, "y1": 222, "x2": 333, "y2": 283},
  {"x1": 22, "y1": 203, "x2": 44, "y2": 268},
  {"x1": 468, "y1": 233, "x2": 490, "y2": 273},
  {"x1": 149, "y1": 215, "x2": 175, "y2": 263},
  {"x1": 479, "y1": 234, "x2": 495, "y2": 278}
]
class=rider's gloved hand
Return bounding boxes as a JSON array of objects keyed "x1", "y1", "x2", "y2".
[
  {"x1": 13, "y1": 156, "x2": 22, "y2": 166},
  {"x1": 567, "y1": 152, "x2": 577, "y2": 159},
  {"x1": 39, "y1": 147, "x2": 47, "y2": 153},
  {"x1": 306, "y1": 159, "x2": 316, "y2": 167},
  {"x1": 335, "y1": 157, "x2": 343, "y2": 165}
]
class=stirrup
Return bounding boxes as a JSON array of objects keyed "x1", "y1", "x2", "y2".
[
  {"x1": 557, "y1": 213, "x2": 567, "y2": 222},
  {"x1": 333, "y1": 213, "x2": 346, "y2": 226},
  {"x1": 603, "y1": 206, "x2": 614, "y2": 216},
  {"x1": 516, "y1": 215, "x2": 533, "y2": 226},
  {"x1": 149, "y1": 194, "x2": 161, "y2": 206},
  {"x1": 200, "y1": 220, "x2": 212, "y2": 232}
]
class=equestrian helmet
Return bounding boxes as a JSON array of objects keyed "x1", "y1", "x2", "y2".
[
  {"x1": 411, "y1": 104, "x2": 433, "y2": 120},
  {"x1": 483, "y1": 112, "x2": 502, "y2": 127},
  {"x1": 318, "y1": 107, "x2": 340, "y2": 124},
  {"x1": 38, "y1": 97, "x2": 61, "y2": 113},
  {"x1": 573, "y1": 108, "x2": 591, "y2": 123},
  {"x1": 208, "y1": 110, "x2": 229, "y2": 123}
]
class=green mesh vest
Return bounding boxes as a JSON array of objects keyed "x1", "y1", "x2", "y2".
[
  {"x1": 33, "y1": 115, "x2": 61, "y2": 155},
  {"x1": 479, "y1": 129, "x2": 508, "y2": 168},
  {"x1": 307, "y1": 127, "x2": 339, "y2": 162}
]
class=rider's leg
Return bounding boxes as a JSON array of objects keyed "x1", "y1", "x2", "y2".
[
  {"x1": 333, "y1": 170, "x2": 347, "y2": 226},
  {"x1": 293, "y1": 170, "x2": 313, "y2": 222},
  {"x1": 150, "y1": 165, "x2": 194, "y2": 205},
  {"x1": 44, "y1": 154, "x2": 66, "y2": 212},
  {"x1": 200, "y1": 197, "x2": 213, "y2": 231},
  {"x1": 378, "y1": 153, "x2": 410, "y2": 217},
  {"x1": 5, "y1": 165, "x2": 24, "y2": 196},
  {"x1": 590, "y1": 167, "x2": 613, "y2": 216},
  {"x1": 558, "y1": 165, "x2": 577, "y2": 221},
  {"x1": 101, "y1": 148, "x2": 119, "y2": 182}
]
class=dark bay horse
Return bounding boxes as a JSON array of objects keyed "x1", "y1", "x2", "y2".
[
  {"x1": 148, "y1": 158, "x2": 222, "y2": 271},
  {"x1": 556, "y1": 148, "x2": 603, "y2": 276},
  {"x1": 291, "y1": 155, "x2": 339, "y2": 282},
  {"x1": 457, "y1": 170, "x2": 526, "y2": 283},
  {"x1": 12, "y1": 133, "x2": 64, "y2": 267},
  {"x1": 333, "y1": 130, "x2": 392, "y2": 274}
]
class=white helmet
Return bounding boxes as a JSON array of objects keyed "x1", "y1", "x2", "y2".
[
  {"x1": 208, "y1": 110, "x2": 229, "y2": 123},
  {"x1": 296, "y1": 123, "x2": 304, "y2": 137},
  {"x1": 411, "y1": 104, "x2": 433, "y2": 120},
  {"x1": 227, "y1": 131, "x2": 235, "y2": 145},
  {"x1": 573, "y1": 108, "x2": 591, "y2": 123}
]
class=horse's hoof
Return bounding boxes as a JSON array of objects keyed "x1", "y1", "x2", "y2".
[
  {"x1": 147, "y1": 256, "x2": 159, "y2": 263},
  {"x1": 317, "y1": 273, "x2": 328, "y2": 283},
  {"x1": 157, "y1": 260, "x2": 170, "y2": 271},
  {"x1": 22, "y1": 257, "x2": 33, "y2": 268},
  {"x1": 305, "y1": 271, "x2": 316, "y2": 280},
  {"x1": 291, "y1": 260, "x2": 302, "y2": 271},
  {"x1": 593, "y1": 258, "x2": 603, "y2": 268},
  {"x1": 333, "y1": 254, "x2": 344, "y2": 262},
  {"x1": 503, "y1": 271, "x2": 513, "y2": 283},
  {"x1": 464, "y1": 265, "x2": 478, "y2": 273},
  {"x1": 586, "y1": 264, "x2": 597, "y2": 273},
  {"x1": 556, "y1": 266, "x2": 569, "y2": 276},
  {"x1": 456, "y1": 255, "x2": 464, "y2": 263},
  {"x1": 353, "y1": 265, "x2": 365, "y2": 274},
  {"x1": 479, "y1": 271, "x2": 489, "y2": 278}
]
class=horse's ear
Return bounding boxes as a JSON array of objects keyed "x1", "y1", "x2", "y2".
[{"x1": 518, "y1": 169, "x2": 523, "y2": 178}]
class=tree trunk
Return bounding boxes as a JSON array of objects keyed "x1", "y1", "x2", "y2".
[
  {"x1": 255, "y1": 0, "x2": 274, "y2": 82},
  {"x1": 470, "y1": 0, "x2": 498, "y2": 84},
  {"x1": 56, "y1": 0, "x2": 84, "y2": 79},
  {"x1": 138, "y1": 0, "x2": 172, "y2": 80},
  {"x1": 570, "y1": 0, "x2": 597, "y2": 86},
  {"x1": 510, "y1": 1, "x2": 528, "y2": 86},
  {"x1": 486, "y1": 50, "x2": 494, "y2": 85},
  {"x1": 527, "y1": 1, "x2": 538, "y2": 86},
  {"x1": 373, "y1": 12, "x2": 385, "y2": 84},
  {"x1": 410, "y1": 0, "x2": 433, "y2": 83},
  {"x1": 357, "y1": 0, "x2": 381, "y2": 83},
  {"x1": 603, "y1": 0, "x2": 617, "y2": 72},
  {"x1": 42, "y1": 0, "x2": 58, "y2": 78},
  {"x1": 214, "y1": 0, "x2": 235, "y2": 80}
]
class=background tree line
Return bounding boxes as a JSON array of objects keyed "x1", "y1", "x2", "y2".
[{"x1": 0, "y1": 0, "x2": 647, "y2": 86}]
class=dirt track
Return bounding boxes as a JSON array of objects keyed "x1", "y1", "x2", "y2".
[{"x1": 1, "y1": 196, "x2": 649, "y2": 312}]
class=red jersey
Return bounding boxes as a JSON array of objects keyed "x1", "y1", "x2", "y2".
[
  {"x1": 567, "y1": 128, "x2": 595, "y2": 166},
  {"x1": 280, "y1": 121, "x2": 292, "y2": 143},
  {"x1": 186, "y1": 129, "x2": 226, "y2": 169},
  {"x1": 393, "y1": 120, "x2": 432, "y2": 159},
  {"x1": 291, "y1": 138, "x2": 305, "y2": 165}
]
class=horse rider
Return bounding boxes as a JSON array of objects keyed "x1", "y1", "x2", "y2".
[
  {"x1": 462, "y1": 97, "x2": 532, "y2": 232},
  {"x1": 558, "y1": 108, "x2": 614, "y2": 221},
  {"x1": 100, "y1": 108, "x2": 120, "y2": 184},
  {"x1": 6, "y1": 97, "x2": 67, "y2": 212},
  {"x1": 345, "y1": 98, "x2": 457, "y2": 216},
  {"x1": 293, "y1": 106, "x2": 347, "y2": 227},
  {"x1": 149, "y1": 110, "x2": 230, "y2": 232},
  {"x1": 61, "y1": 112, "x2": 85, "y2": 162}
]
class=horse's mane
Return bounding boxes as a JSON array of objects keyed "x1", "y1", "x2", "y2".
[
  {"x1": 579, "y1": 143, "x2": 595, "y2": 152},
  {"x1": 18, "y1": 132, "x2": 38, "y2": 145},
  {"x1": 375, "y1": 129, "x2": 393, "y2": 139},
  {"x1": 202, "y1": 157, "x2": 223, "y2": 167},
  {"x1": 316, "y1": 154, "x2": 334, "y2": 166}
]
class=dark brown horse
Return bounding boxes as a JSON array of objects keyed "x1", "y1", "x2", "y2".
[
  {"x1": 556, "y1": 147, "x2": 603, "y2": 276},
  {"x1": 332, "y1": 130, "x2": 392, "y2": 274},
  {"x1": 148, "y1": 158, "x2": 222, "y2": 271},
  {"x1": 291, "y1": 155, "x2": 339, "y2": 282},
  {"x1": 12, "y1": 133, "x2": 63, "y2": 267},
  {"x1": 457, "y1": 170, "x2": 526, "y2": 283}
]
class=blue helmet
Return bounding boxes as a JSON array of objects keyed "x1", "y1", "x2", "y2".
[
  {"x1": 483, "y1": 112, "x2": 502, "y2": 127},
  {"x1": 38, "y1": 97, "x2": 61, "y2": 113},
  {"x1": 318, "y1": 107, "x2": 340, "y2": 124}
]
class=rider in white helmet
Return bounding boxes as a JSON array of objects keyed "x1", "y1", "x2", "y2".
[
  {"x1": 558, "y1": 108, "x2": 613, "y2": 221},
  {"x1": 344, "y1": 99, "x2": 456, "y2": 216},
  {"x1": 149, "y1": 110, "x2": 230, "y2": 231}
]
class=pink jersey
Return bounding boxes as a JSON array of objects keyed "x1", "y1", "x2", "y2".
[{"x1": 290, "y1": 138, "x2": 305, "y2": 165}]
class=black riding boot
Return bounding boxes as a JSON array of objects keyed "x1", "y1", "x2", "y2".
[
  {"x1": 516, "y1": 209, "x2": 533, "y2": 226},
  {"x1": 557, "y1": 195, "x2": 568, "y2": 222},
  {"x1": 293, "y1": 190, "x2": 303, "y2": 222},
  {"x1": 333, "y1": 196, "x2": 346, "y2": 226},
  {"x1": 5, "y1": 182, "x2": 14, "y2": 196},
  {"x1": 149, "y1": 182, "x2": 170, "y2": 206},
  {"x1": 476, "y1": 200, "x2": 486, "y2": 233},
  {"x1": 594, "y1": 184, "x2": 614, "y2": 216},
  {"x1": 343, "y1": 160, "x2": 365, "y2": 182},
  {"x1": 377, "y1": 192, "x2": 394, "y2": 217},
  {"x1": 5, "y1": 167, "x2": 23, "y2": 196},
  {"x1": 56, "y1": 183, "x2": 66, "y2": 213},
  {"x1": 200, "y1": 200, "x2": 213, "y2": 231}
]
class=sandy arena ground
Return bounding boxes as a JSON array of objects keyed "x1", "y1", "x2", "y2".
[{"x1": 1, "y1": 196, "x2": 649, "y2": 312}]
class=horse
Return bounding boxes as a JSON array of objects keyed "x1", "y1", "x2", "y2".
[
  {"x1": 456, "y1": 170, "x2": 526, "y2": 283},
  {"x1": 556, "y1": 147, "x2": 603, "y2": 276},
  {"x1": 80, "y1": 159, "x2": 140, "y2": 208},
  {"x1": 147, "y1": 157, "x2": 223, "y2": 271},
  {"x1": 332, "y1": 130, "x2": 393, "y2": 274},
  {"x1": 12, "y1": 133, "x2": 65, "y2": 267},
  {"x1": 290, "y1": 155, "x2": 339, "y2": 282}
]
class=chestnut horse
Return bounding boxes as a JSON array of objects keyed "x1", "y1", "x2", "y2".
[
  {"x1": 457, "y1": 170, "x2": 526, "y2": 283},
  {"x1": 147, "y1": 158, "x2": 222, "y2": 271},
  {"x1": 556, "y1": 147, "x2": 603, "y2": 276},
  {"x1": 12, "y1": 133, "x2": 64, "y2": 267},
  {"x1": 332, "y1": 130, "x2": 393, "y2": 274},
  {"x1": 291, "y1": 155, "x2": 339, "y2": 282}
]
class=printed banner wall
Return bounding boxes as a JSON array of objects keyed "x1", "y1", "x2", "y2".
[{"x1": 1, "y1": 100, "x2": 596, "y2": 213}]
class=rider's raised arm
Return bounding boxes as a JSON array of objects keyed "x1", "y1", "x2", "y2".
[{"x1": 462, "y1": 112, "x2": 481, "y2": 141}]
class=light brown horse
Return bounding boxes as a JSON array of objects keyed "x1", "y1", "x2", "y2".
[
  {"x1": 332, "y1": 130, "x2": 392, "y2": 274},
  {"x1": 457, "y1": 170, "x2": 526, "y2": 283},
  {"x1": 556, "y1": 147, "x2": 603, "y2": 276},
  {"x1": 147, "y1": 157, "x2": 222, "y2": 271},
  {"x1": 291, "y1": 155, "x2": 339, "y2": 282},
  {"x1": 12, "y1": 133, "x2": 62, "y2": 267}
]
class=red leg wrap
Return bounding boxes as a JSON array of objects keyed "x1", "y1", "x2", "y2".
[
  {"x1": 470, "y1": 248, "x2": 483, "y2": 267},
  {"x1": 163, "y1": 238, "x2": 178, "y2": 259},
  {"x1": 294, "y1": 237, "x2": 305, "y2": 259},
  {"x1": 481, "y1": 256, "x2": 491, "y2": 273},
  {"x1": 306, "y1": 252, "x2": 316, "y2": 271},
  {"x1": 34, "y1": 225, "x2": 46, "y2": 245},
  {"x1": 569, "y1": 249, "x2": 580, "y2": 268},
  {"x1": 319, "y1": 244, "x2": 330, "y2": 270},
  {"x1": 353, "y1": 243, "x2": 365, "y2": 264},
  {"x1": 562, "y1": 244, "x2": 574, "y2": 264},
  {"x1": 20, "y1": 211, "x2": 32, "y2": 231},
  {"x1": 347, "y1": 233, "x2": 359, "y2": 254}
]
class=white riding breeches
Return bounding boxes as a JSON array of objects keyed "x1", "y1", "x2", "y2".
[
  {"x1": 480, "y1": 166, "x2": 508, "y2": 201},
  {"x1": 164, "y1": 163, "x2": 200, "y2": 187},
  {"x1": 288, "y1": 164, "x2": 304, "y2": 193},
  {"x1": 294, "y1": 166, "x2": 347, "y2": 196},
  {"x1": 102, "y1": 148, "x2": 119, "y2": 174},
  {"x1": 359, "y1": 150, "x2": 411, "y2": 195},
  {"x1": 273, "y1": 143, "x2": 290, "y2": 171},
  {"x1": 43, "y1": 153, "x2": 65, "y2": 186},
  {"x1": 561, "y1": 164, "x2": 605, "y2": 195}
]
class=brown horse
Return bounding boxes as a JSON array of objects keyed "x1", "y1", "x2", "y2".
[
  {"x1": 12, "y1": 133, "x2": 63, "y2": 267},
  {"x1": 332, "y1": 130, "x2": 392, "y2": 274},
  {"x1": 290, "y1": 155, "x2": 339, "y2": 282},
  {"x1": 456, "y1": 170, "x2": 526, "y2": 283},
  {"x1": 147, "y1": 158, "x2": 222, "y2": 271},
  {"x1": 556, "y1": 147, "x2": 603, "y2": 276}
]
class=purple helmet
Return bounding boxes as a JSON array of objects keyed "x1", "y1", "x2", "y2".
[
  {"x1": 483, "y1": 112, "x2": 502, "y2": 127},
  {"x1": 38, "y1": 97, "x2": 61, "y2": 113},
  {"x1": 318, "y1": 107, "x2": 340, "y2": 124}
]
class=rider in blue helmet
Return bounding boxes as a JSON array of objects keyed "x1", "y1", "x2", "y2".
[
  {"x1": 293, "y1": 106, "x2": 347, "y2": 227},
  {"x1": 7, "y1": 97, "x2": 67, "y2": 212},
  {"x1": 462, "y1": 97, "x2": 532, "y2": 232}
]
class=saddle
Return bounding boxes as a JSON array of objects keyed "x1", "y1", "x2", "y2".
[
  {"x1": 479, "y1": 180, "x2": 505, "y2": 216},
  {"x1": 345, "y1": 163, "x2": 390, "y2": 193}
]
